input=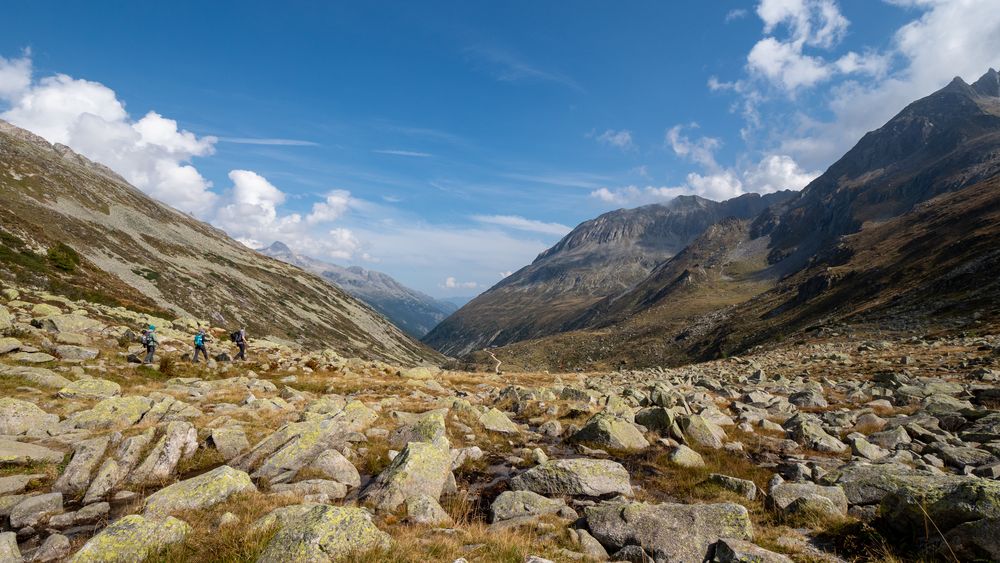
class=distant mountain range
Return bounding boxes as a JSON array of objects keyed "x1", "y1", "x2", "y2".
[
  {"x1": 427, "y1": 68, "x2": 1000, "y2": 370},
  {"x1": 422, "y1": 190, "x2": 794, "y2": 356},
  {"x1": 259, "y1": 242, "x2": 456, "y2": 338},
  {"x1": 0, "y1": 120, "x2": 441, "y2": 365}
]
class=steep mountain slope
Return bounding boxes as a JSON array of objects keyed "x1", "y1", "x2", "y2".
[
  {"x1": 0, "y1": 120, "x2": 440, "y2": 365},
  {"x1": 485, "y1": 69, "x2": 1000, "y2": 370},
  {"x1": 423, "y1": 191, "x2": 793, "y2": 356},
  {"x1": 260, "y1": 241, "x2": 456, "y2": 338}
]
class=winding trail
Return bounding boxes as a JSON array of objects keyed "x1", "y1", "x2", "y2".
[{"x1": 486, "y1": 349, "x2": 503, "y2": 375}]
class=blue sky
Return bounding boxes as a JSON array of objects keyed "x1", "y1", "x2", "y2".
[{"x1": 2, "y1": 1, "x2": 999, "y2": 297}]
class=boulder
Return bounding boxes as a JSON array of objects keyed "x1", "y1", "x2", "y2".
[
  {"x1": 818, "y1": 463, "x2": 922, "y2": 506},
  {"x1": 712, "y1": 539, "x2": 794, "y2": 563},
  {"x1": 306, "y1": 449, "x2": 361, "y2": 488},
  {"x1": 571, "y1": 414, "x2": 649, "y2": 451},
  {"x1": 510, "y1": 458, "x2": 632, "y2": 497},
  {"x1": 10, "y1": 351, "x2": 55, "y2": 363},
  {"x1": 389, "y1": 409, "x2": 447, "y2": 448},
  {"x1": 0, "y1": 473, "x2": 45, "y2": 496},
  {"x1": 706, "y1": 474, "x2": 758, "y2": 501},
  {"x1": 255, "y1": 505, "x2": 392, "y2": 562},
  {"x1": 769, "y1": 483, "x2": 848, "y2": 516},
  {"x1": 54, "y1": 345, "x2": 100, "y2": 361},
  {"x1": 10, "y1": 492, "x2": 63, "y2": 528},
  {"x1": 271, "y1": 480, "x2": 347, "y2": 503},
  {"x1": 67, "y1": 514, "x2": 190, "y2": 563},
  {"x1": 406, "y1": 494, "x2": 453, "y2": 526},
  {"x1": 680, "y1": 415, "x2": 726, "y2": 449},
  {"x1": 945, "y1": 517, "x2": 1000, "y2": 562},
  {"x1": 32, "y1": 532, "x2": 70, "y2": 562},
  {"x1": 0, "y1": 439, "x2": 65, "y2": 465},
  {"x1": 0, "y1": 532, "x2": 20, "y2": 563},
  {"x1": 878, "y1": 474, "x2": 1000, "y2": 534},
  {"x1": 478, "y1": 408, "x2": 520, "y2": 434},
  {"x1": 362, "y1": 437, "x2": 452, "y2": 512},
  {"x1": 57, "y1": 378, "x2": 121, "y2": 400},
  {"x1": 0, "y1": 398, "x2": 58, "y2": 436},
  {"x1": 491, "y1": 490, "x2": 572, "y2": 523},
  {"x1": 784, "y1": 415, "x2": 847, "y2": 454},
  {"x1": 667, "y1": 445, "x2": 705, "y2": 468},
  {"x1": 128, "y1": 421, "x2": 198, "y2": 485},
  {"x1": 53, "y1": 436, "x2": 110, "y2": 496},
  {"x1": 0, "y1": 337, "x2": 20, "y2": 354},
  {"x1": 0, "y1": 365, "x2": 71, "y2": 388},
  {"x1": 40, "y1": 314, "x2": 103, "y2": 334},
  {"x1": 144, "y1": 465, "x2": 256, "y2": 518},
  {"x1": 210, "y1": 426, "x2": 250, "y2": 461},
  {"x1": 586, "y1": 501, "x2": 753, "y2": 562}
]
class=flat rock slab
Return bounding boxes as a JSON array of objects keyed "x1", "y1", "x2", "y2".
[
  {"x1": 511, "y1": 458, "x2": 632, "y2": 497},
  {"x1": 0, "y1": 438, "x2": 65, "y2": 465},
  {"x1": 57, "y1": 378, "x2": 121, "y2": 400},
  {"x1": 67, "y1": 514, "x2": 190, "y2": 563},
  {"x1": 256, "y1": 505, "x2": 392, "y2": 563},
  {"x1": 143, "y1": 465, "x2": 256, "y2": 518}
]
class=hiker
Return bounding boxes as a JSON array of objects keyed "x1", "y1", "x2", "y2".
[
  {"x1": 142, "y1": 324, "x2": 158, "y2": 364},
  {"x1": 233, "y1": 327, "x2": 247, "y2": 360},
  {"x1": 193, "y1": 328, "x2": 210, "y2": 363}
]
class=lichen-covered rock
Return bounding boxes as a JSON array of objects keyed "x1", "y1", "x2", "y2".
[
  {"x1": 0, "y1": 532, "x2": 20, "y2": 562},
  {"x1": 83, "y1": 428, "x2": 155, "y2": 505},
  {"x1": 571, "y1": 414, "x2": 649, "y2": 451},
  {"x1": 271, "y1": 479, "x2": 347, "y2": 503},
  {"x1": 64, "y1": 396, "x2": 153, "y2": 431},
  {"x1": 143, "y1": 465, "x2": 256, "y2": 518},
  {"x1": 54, "y1": 345, "x2": 100, "y2": 361},
  {"x1": 0, "y1": 439, "x2": 64, "y2": 465},
  {"x1": 706, "y1": 474, "x2": 758, "y2": 501},
  {"x1": 680, "y1": 415, "x2": 726, "y2": 449},
  {"x1": 33, "y1": 532, "x2": 71, "y2": 562},
  {"x1": 769, "y1": 483, "x2": 848, "y2": 516},
  {"x1": 586, "y1": 501, "x2": 753, "y2": 562},
  {"x1": 668, "y1": 444, "x2": 705, "y2": 468},
  {"x1": 128, "y1": 421, "x2": 198, "y2": 485},
  {"x1": 406, "y1": 494, "x2": 453, "y2": 526},
  {"x1": 0, "y1": 365, "x2": 71, "y2": 388},
  {"x1": 510, "y1": 458, "x2": 632, "y2": 497},
  {"x1": 68, "y1": 514, "x2": 190, "y2": 562},
  {"x1": 945, "y1": 517, "x2": 1000, "y2": 561},
  {"x1": 53, "y1": 436, "x2": 110, "y2": 496},
  {"x1": 57, "y1": 378, "x2": 121, "y2": 400},
  {"x1": 878, "y1": 474, "x2": 1000, "y2": 534},
  {"x1": 818, "y1": 463, "x2": 921, "y2": 506},
  {"x1": 478, "y1": 408, "x2": 520, "y2": 434},
  {"x1": 389, "y1": 409, "x2": 447, "y2": 448},
  {"x1": 784, "y1": 415, "x2": 847, "y2": 454},
  {"x1": 491, "y1": 490, "x2": 571, "y2": 523},
  {"x1": 712, "y1": 539, "x2": 794, "y2": 563},
  {"x1": 255, "y1": 505, "x2": 392, "y2": 563},
  {"x1": 39, "y1": 314, "x2": 103, "y2": 334},
  {"x1": 306, "y1": 449, "x2": 361, "y2": 488},
  {"x1": 210, "y1": 426, "x2": 250, "y2": 461},
  {"x1": 9, "y1": 492, "x2": 63, "y2": 528},
  {"x1": 362, "y1": 437, "x2": 452, "y2": 512},
  {"x1": 0, "y1": 397, "x2": 59, "y2": 436},
  {"x1": 0, "y1": 473, "x2": 45, "y2": 496}
]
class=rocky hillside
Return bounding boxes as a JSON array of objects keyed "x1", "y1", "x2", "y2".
[
  {"x1": 260, "y1": 242, "x2": 456, "y2": 339},
  {"x1": 2, "y1": 282, "x2": 1000, "y2": 562},
  {"x1": 424, "y1": 192, "x2": 793, "y2": 356},
  {"x1": 0, "y1": 120, "x2": 440, "y2": 365},
  {"x1": 474, "y1": 69, "x2": 1000, "y2": 371}
]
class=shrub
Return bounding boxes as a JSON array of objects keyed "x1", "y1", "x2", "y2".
[{"x1": 47, "y1": 242, "x2": 81, "y2": 272}]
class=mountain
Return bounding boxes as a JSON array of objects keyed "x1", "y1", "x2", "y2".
[
  {"x1": 423, "y1": 191, "x2": 794, "y2": 356},
  {"x1": 481, "y1": 68, "x2": 1000, "y2": 370},
  {"x1": 0, "y1": 120, "x2": 441, "y2": 365},
  {"x1": 259, "y1": 241, "x2": 456, "y2": 338}
]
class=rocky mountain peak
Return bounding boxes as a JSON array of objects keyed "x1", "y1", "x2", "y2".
[
  {"x1": 265, "y1": 241, "x2": 293, "y2": 254},
  {"x1": 973, "y1": 67, "x2": 1000, "y2": 97}
]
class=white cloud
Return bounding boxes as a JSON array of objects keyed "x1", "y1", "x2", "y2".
[
  {"x1": 0, "y1": 57, "x2": 218, "y2": 215},
  {"x1": 744, "y1": 154, "x2": 820, "y2": 192},
  {"x1": 747, "y1": 37, "x2": 832, "y2": 90},
  {"x1": 499, "y1": 270, "x2": 513, "y2": 278},
  {"x1": 471, "y1": 214, "x2": 572, "y2": 236},
  {"x1": 757, "y1": 0, "x2": 848, "y2": 49},
  {"x1": 593, "y1": 129, "x2": 634, "y2": 150},
  {"x1": 726, "y1": 8, "x2": 749, "y2": 22},
  {"x1": 0, "y1": 52, "x2": 31, "y2": 101},
  {"x1": 306, "y1": 190, "x2": 352, "y2": 224},
  {"x1": 442, "y1": 276, "x2": 478, "y2": 289},
  {"x1": 373, "y1": 149, "x2": 433, "y2": 157}
]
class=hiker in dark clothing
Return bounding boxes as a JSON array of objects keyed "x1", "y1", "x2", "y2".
[
  {"x1": 193, "y1": 328, "x2": 210, "y2": 363},
  {"x1": 143, "y1": 325, "x2": 158, "y2": 364},
  {"x1": 234, "y1": 327, "x2": 247, "y2": 360}
]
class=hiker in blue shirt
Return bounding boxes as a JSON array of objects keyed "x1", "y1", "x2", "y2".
[{"x1": 193, "y1": 328, "x2": 211, "y2": 363}]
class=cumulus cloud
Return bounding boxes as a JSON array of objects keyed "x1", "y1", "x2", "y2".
[
  {"x1": 666, "y1": 125, "x2": 722, "y2": 169},
  {"x1": 442, "y1": 276, "x2": 478, "y2": 289},
  {"x1": 306, "y1": 190, "x2": 352, "y2": 224},
  {"x1": 0, "y1": 55, "x2": 218, "y2": 215},
  {"x1": 744, "y1": 154, "x2": 820, "y2": 193},
  {"x1": 471, "y1": 214, "x2": 572, "y2": 236}
]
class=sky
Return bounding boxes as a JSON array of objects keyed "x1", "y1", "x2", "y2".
[{"x1": 2, "y1": 0, "x2": 999, "y2": 298}]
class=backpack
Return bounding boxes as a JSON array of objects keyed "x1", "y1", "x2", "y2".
[
  {"x1": 194, "y1": 333, "x2": 204, "y2": 346},
  {"x1": 230, "y1": 331, "x2": 240, "y2": 343}
]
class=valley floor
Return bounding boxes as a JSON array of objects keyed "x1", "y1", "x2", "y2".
[{"x1": 2, "y1": 282, "x2": 1000, "y2": 562}]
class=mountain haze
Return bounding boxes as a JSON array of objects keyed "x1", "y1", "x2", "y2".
[
  {"x1": 0, "y1": 120, "x2": 441, "y2": 365},
  {"x1": 260, "y1": 241, "x2": 456, "y2": 338}
]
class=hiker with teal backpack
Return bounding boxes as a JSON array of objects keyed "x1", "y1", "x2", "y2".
[
  {"x1": 193, "y1": 328, "x2": 211, "y2": 363},
  {"x1": 142, "y1": 325, "x2": 158, "y2": 364}
]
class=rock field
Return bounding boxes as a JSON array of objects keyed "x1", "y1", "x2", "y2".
[{"x1": 2, "y1": 283, "x2": 1000, "y2": 562}]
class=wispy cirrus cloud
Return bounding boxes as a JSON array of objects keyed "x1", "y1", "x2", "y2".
[
  {"x1": 218, "y1": 137, "x2": 319, "y2": 146},
  {"x1": 373, "y1": 149, "x2": 433, "y2": 157},
  {"x1": 471, "y1": 214, "x2": 572, "y2": 236},
  {"x1": 465, "y1": 45, "x2": 583, "y2": 92}
]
